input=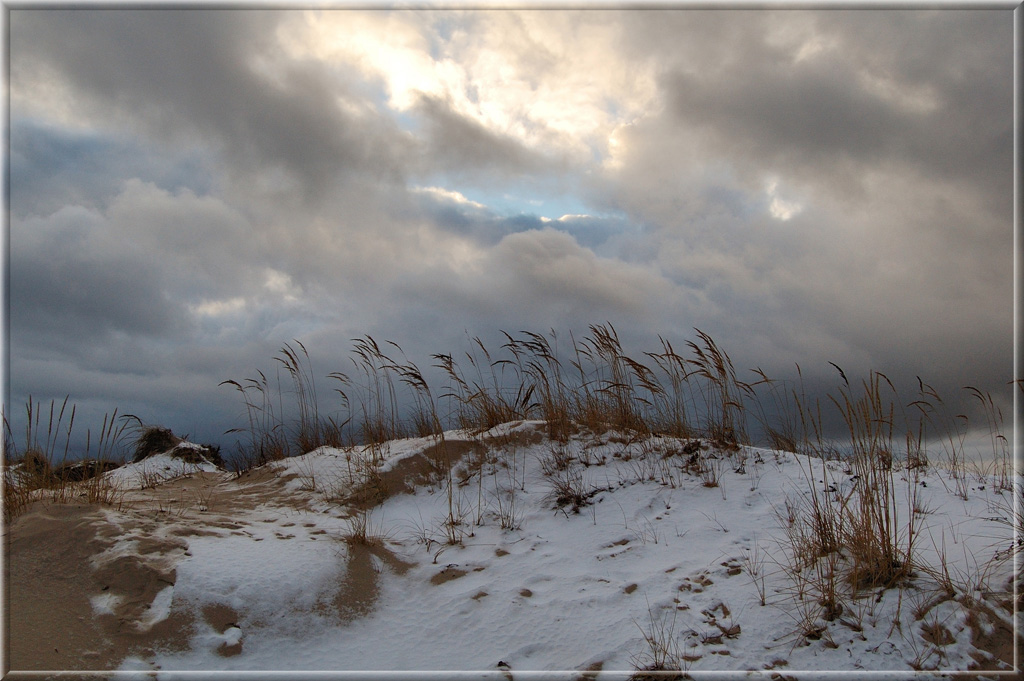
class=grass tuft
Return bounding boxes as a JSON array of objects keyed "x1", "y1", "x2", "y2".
[{"x1": 2, "y1": 397, "x2": 130, "y2": 519}]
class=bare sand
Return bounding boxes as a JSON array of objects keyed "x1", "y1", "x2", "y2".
[
  {"x1": 5, "y1": 502, "x2": 193, "y2": 676},
  {"x1": 4, "y1": 466, "x2": 412, "y2": 677}
]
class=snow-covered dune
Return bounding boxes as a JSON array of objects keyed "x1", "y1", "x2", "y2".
[{"x1": 7, "y1": 422, "x2": 1019, "y2": 678}]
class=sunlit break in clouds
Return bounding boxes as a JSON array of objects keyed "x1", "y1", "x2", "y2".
[{"x1": 4, "y1": 8, "x2": 1014, "y2": 452}]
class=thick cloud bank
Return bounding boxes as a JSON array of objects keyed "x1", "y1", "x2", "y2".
[{"x1": 5, "y1": 9, "x2": 1014, "y2": 453}]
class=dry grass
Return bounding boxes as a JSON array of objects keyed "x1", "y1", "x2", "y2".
[
  {"x1": 3, "y1": 397, "x2": 130, "y2": 520},
  {"x1": 3, "y1": 465, "x2": 33, "y2": 520},
  {"x1": 342, "y1": 508, "x2": 386, "y2": 547},
  {"x1": 5, "y1": 325, "x2": 1016, "y2": 676},
  {"x1": 835, "y1": 373, "x2": 917, "y2": 590},
  {"x1": 783, "y1": 372, "x2": 918, "y2": 592},
  {"x1": 220, "y1": 372, "x2": 291, "y2": 471},
  {"x1": 219, "y1": 326, "x2": 1014, "y2": 649},
  {"x1": 765, "y1": 368, "x2": 1019, "y2": 651},
  {"x1": 740, "y1": 540, "x2": 768, "y2": 607},
  {"x1": 487, "y1": 438, "x2": 526, "y2": 530},
  {"x1": 129, "y1": 422, "x2": 181, "y2": 462},
  {"x1": 630, "y1": 598, "x2": 689, "y2": 680},
  {"x1": 219, "y1": 324, "x2": 805, "y2": 472}
]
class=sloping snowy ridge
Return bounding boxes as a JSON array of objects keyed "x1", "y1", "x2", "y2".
[{"x1": 92, "y1": 421, "x2": 1017, "y2": 678}]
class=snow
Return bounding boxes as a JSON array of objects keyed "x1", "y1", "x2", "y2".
[
  {"x1": 89, "y1": 591, "x2": 121, "y2": 616},
  {"x1": 98, "y1": 422, "x2": 1017, "y2": 678},
  {"x1": 105, "y1": 447, "x2": 221, "y2": 489},
  {"x1": 139, "y1": 585, "x2": 176, "y2": 631}
]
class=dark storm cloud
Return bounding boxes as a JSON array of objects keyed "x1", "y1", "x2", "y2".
[
  {"x1": 812, "y1": 10, "x2": 1012, "y2": 204},
  {"x1": 4, "y1": 9, "x2": 1013, "y2": 454},
  {"x1": 11, "y1": 9, "x2": 408, "y2": 199},
  {"x1": 640, "y1": 10, "x2": 1011, "y2": 207},
  {"x1": 603, "y1": 10, "x2": 1011, "y2": 378},
  {"x1": 666, "y1": 62, "x2": 914, "y2": 179},
  {"x1": 9, "y1": 118, "x2": 214, "y2": 219},
  {"x1": 7, "y1": 176, "x2": 265, "y2": 359},
  {"x1": 10, "y1": 209, "x2": 189, "y2": 348},
  {"x1": 413, "y1": 93, "x2": 555, "y2": 178},
  {"x1": 405, "y1": 191, "x2": 535, "y2": 246}
]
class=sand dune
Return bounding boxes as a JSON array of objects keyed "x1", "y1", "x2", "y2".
[{"x1": 5, "y1": 422, "x2": 1020, "y2": 678}]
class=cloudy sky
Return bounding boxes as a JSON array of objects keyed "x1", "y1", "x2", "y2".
[{"x1": 5, "y1": 8, "x2": 1015, "y2": 454}]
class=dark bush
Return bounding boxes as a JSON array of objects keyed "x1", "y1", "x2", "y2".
[
  {"x1": 171, "y1": 443, "x2": 224, "y2": 469},
  {"x1": 52, "y1": 460, "x2": 122, "y2": 482},
  {"x1": 132, "y1": 427, "x2": 181, "y2": 462},
  {"x1": 21, "y1": 449, "x2": 51, "y2": 476}
]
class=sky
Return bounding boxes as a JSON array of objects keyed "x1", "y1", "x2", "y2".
[{"x1": 4, "y1": 8, "x2": 1016, "y2": 457}]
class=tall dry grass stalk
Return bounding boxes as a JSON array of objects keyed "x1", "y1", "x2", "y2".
[
  {"x1": 964, "y1": 385, "x2": 1012, "y2": 491},
  {"x1": 435, "y1": 335, "x2": 533, "y2": 433},
  {"x1": 3, "y1": 397, "x2": 130, "y2": 519},
  {"x1": 630, "y1": 597, "x2": 690, "y2": 679},
  {"x1": 510, "y1": 330, "x2": 573, "y2": 440},
  {"x1": 221, "y1": 369, "x2": 291, "y2": 470},
  {"x1": 276, "y1": 340, "x2": 348, "y2": 453},
  {"x1": 346, "y1": 336, "x2": 406, "y2": 445},
  {"x1": 910, "y1": 378, "x2": 970, "y2": 499},
  {"x1": 221, "y1": 328, "x2": 1013, "y2": 527},
  {"x1": 832, "y1": 372, "x2": 917, "y2": 590},
  {"x1": 768, "y1": 366, "x2": 1019, "y2": 646}
]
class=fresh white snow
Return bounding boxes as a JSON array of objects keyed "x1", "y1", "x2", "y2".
[
  {"x1": 105, "y1": 445, "x2": 221, "y2": 490},
  {"x1": 99, "y1": 421, "x2": 1017, "y2": 678}
]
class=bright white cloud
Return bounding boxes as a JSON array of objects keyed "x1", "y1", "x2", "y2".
[
  {"x1": 857, "y1": 69, "x2": 940, "y2": 114},
  {"x1": 764, "y1": 178, "x2": 803, "y2": 221},
  {"x1": 793, "y1": 36, "x2": 832, "y2": 63},
  {"x1": 263, "y1": 269, "x2": 302, "y2": 302},
  {"x1": 411, "y1": 185, "x2": 486, "y2": 209},
  {"x1": 283, "y1": 10, "x2": 658, "y2": 163},
  {"x1": 191, "y1": 297, "x2": 247, "y2": 318},
  {"x1": 188, "y1": 296, "x2": 245, "y2": 319},
  {"x1": 539, "y1": 213, "x2": 592, "y2": 223},
  {"x1": 9, "y1": 60, "x2": 86, "y2": 129},
  {"x1": 768, "y1": 196, "x2": 802, "y2": 221}
]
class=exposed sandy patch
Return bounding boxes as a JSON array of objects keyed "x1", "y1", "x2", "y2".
[
  {"x1": 6, "y1": 502, "x2": 194, "y2": 673},
  {"x1": 7, "y1": 454, "x2": 421, "y2": 674},
  {"x1": 574, "y1": 659, "x2": 604, "y2": 680},
  {"x1": 333, "y1": 541, "x2": 413, "y2": 624},
  {"x1": 967, "y1": 596, "x2": 1019, "y2": 675},
  {"x1": 430, "y1": 566, "x2": 468, "y2": 585},
  {"x1": 5, "y1": 461, "x2": 334, "y2": 675},
  {"x1": 202, "y1": 602, "x2": 239, "y2": 634},
  {"x1": 119, "y1": 467, "x2": 310, "y2": 518},
  {"x1": 7, "y1": 503, "x2": 113, "y2": 671},
  {"x1": 344, "y1": 439, "x2": 486, "y2": 510},
  {"x1": 328, "y1": 426, "x2": 543, "y2": 512}
]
